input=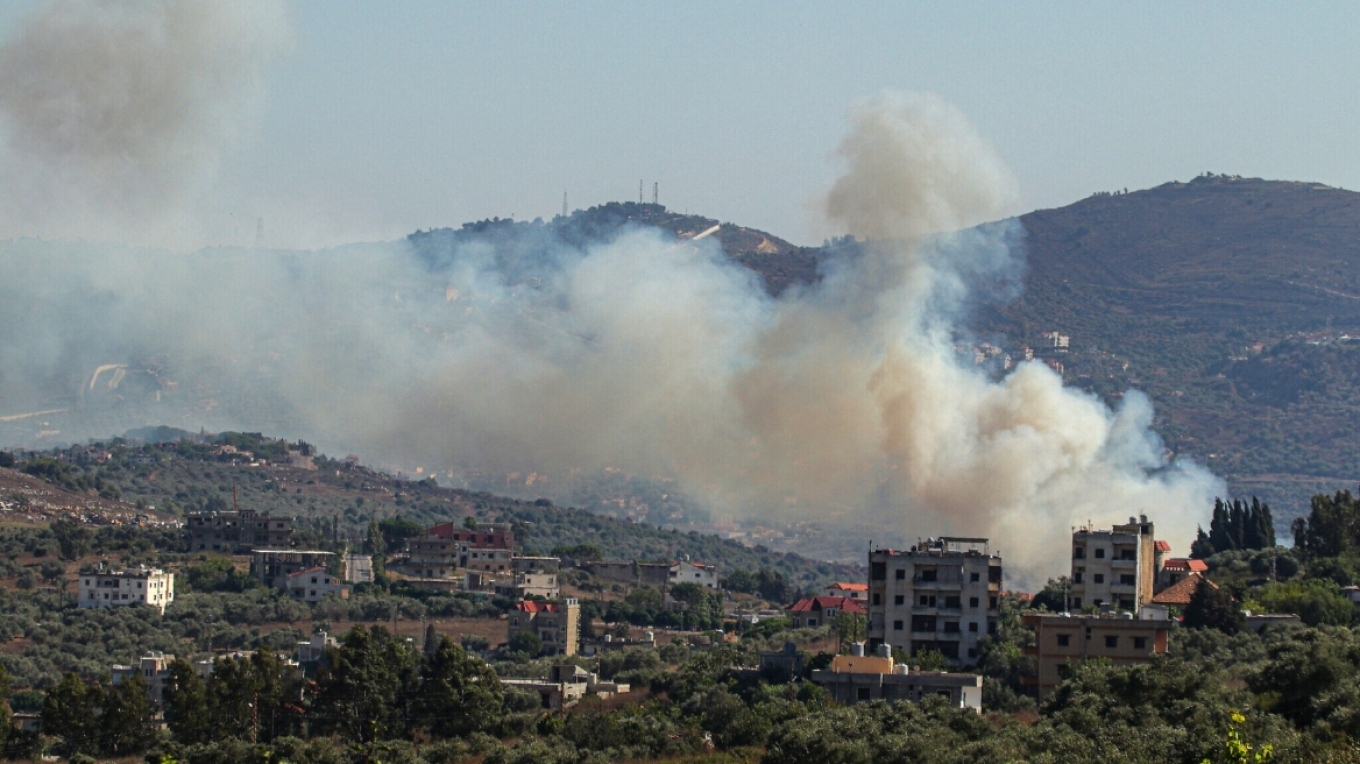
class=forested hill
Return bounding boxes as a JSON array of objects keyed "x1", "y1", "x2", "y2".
[{"x1": 971, "y1": 175, "x2": 1360, "y2": 526}]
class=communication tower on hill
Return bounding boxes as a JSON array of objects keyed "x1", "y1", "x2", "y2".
[
  {"x1": 562, "y1": 190, "x2": 568, "y2": 218},
  {"x1": 653, "y1": 182, "x2": 658, "y2": 205}
]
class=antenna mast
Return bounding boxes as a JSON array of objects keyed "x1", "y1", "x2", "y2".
[
  {"x1": 639, "y1": 180, "x2": 643, "y2": 203},
  {"x1": 562, "y1": 190, "x2": 568, "y2": 218},
  {"x1": 652, "y1": 182, "x2": 658, "y2": 205}
]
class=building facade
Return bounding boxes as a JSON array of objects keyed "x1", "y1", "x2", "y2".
[
  {"x1": 810, "y1": 645, "x2": 983, "y2": 711},
  {"x1": 1021, "y1": 613, "x2": 1172, "y2": 699},
  {"x1": 186, "y1": 508, "x2": 292, "y2": 553},
  {"x1": 285, "y1": 567, "x2": 352, "y2": 603},
  {"x1": 508, "y1": 599, "x2": 580, "y2": 657},
  {"x1": 1070, "y1": 515, "x2": 1160, "y2": 612},
  {"x1": 111, "y1": 651, "x2": 176, "y2": 705},
  {"x1": 822, "y1": 582, "x2": 869, "y2": 601},
  {"x1": 670, "y1": 561, "x2": 719, "y2": 589},
  {"x1": 867, "y1": 538, "x2": 1002, "y2": 665},
  {"x1": 251, "y1": 549, "x2": 335, "y2": 588},
  {"x1": 79, "y1": 568, "x2": 175, "y2": 614}
]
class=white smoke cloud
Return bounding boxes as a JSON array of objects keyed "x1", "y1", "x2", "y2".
[
  {"x1": 0, "y1": 73, "x2": 1218, "y2": 586},
  {"x1": 0, "y1": 0, "x2": 290, "y2": 246}
]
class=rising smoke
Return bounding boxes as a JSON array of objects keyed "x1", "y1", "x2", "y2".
[
  {"x1": 0, "y1": 0, "x2": 290, "y2": 246},
  {"x1": 0, "y1": 4, "x2": 1218, "y2": 584}
]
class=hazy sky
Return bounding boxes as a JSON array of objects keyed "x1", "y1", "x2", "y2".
[{"x1": 1, "y1": 1, "x2": 1357, "y2": 250}]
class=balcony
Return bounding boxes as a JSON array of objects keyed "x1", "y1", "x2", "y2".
[{"x1": 1110, "y1": 558, "x2": 1137, "y2": 569}]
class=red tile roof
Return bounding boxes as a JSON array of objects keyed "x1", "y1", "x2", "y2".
[
  {"x1": 1152, "y1": 573, "x2": 1215, "y2": 606},
  {"x1": 1155, "y1": 540, "x2": 1172, "y2": 553},
  {"x1": 787, "y1": 596, "x2": 867, "y2": 615},
  {"x1": 827, "y1": 582, "x2": 868, "y2": 592},
  {"x1": 1162, "y1": 558, "x2": 1209, "y2": 573},
  {"x1": 514, "y1": 600, "x2": 560, "y2": 613},
  {"x1": 287, "y1": 566, "x2": 326, "y2": 577}
]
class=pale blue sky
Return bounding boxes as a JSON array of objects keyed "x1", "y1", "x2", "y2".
[{"x1": 3, "y1": 2, "x2": 1358, "y2": 249}]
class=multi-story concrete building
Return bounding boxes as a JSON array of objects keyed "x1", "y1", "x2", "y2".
[
  {"x1": 78, "y1": 567, "x2": 175, "y2": 614},
  {"x1": 810, "y1": 643, "x2": 983, "y2": 711},
  {"x1": 285, "y1": 567, "x2": 352, "y2": 603},
  {"x1": 1070, "y1": 515, "x2": 1161, "y2": 612},
  {"x1": 111, "y1": 651, "x2": 176, "y2": 705},
  {"x1": 867, "y1": 538, "x2": 1002, "y2": 665},
  {"x1": 186, "y1": 508, "x2": 293, "y2": 553},
  {"x1": 398, "y1": 522, "x2": 516, "y2": 578},
  {"x1": 1021, "y1": 612, "x2": 1173, "y2": 699},
  {"x1": 494, "y1": 572, "x2": 561, "y2": 600},
  {"x1": 508, "y1": 598, "x2": 580, "y2": 657},
  {"x1": 250, "y1": 549, "x2": 335, "y2": 588},
  {"x1": 343, "y1": 552, "x2": 374, "y2": 584}
]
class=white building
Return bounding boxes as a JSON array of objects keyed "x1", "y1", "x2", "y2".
[
  {"x1": 670, "y1": 561, "x2": 719, "y2": 589},
  {"x1": 867, "y1": 538, "x2": 1001, "y2": 666},
  {"x1": 297, "y1": 630, "x2": 338, "y2": 663},
  {"x1": 822, "y1": 582, "x2": 869, "y2": 601},
  {"x1": 343, "y1": 553, "x2": 374, "y2": 584},
  {"x1": 79, "y1": 567, "x2": 175, "y2": 614},
  {"x1": 111, "y1": 651, "x2": 176, "y2": 705},
  {"x1": 285, "y1": 567, "x2": 351, "y2": 604}
]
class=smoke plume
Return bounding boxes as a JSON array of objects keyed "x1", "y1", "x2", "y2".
[
  {"x1": 0, "y1": 0, "x2": 290, "y2": 245},
  {"x1": 0, "y1": 75, "x2": 1218, "y2": 584}
]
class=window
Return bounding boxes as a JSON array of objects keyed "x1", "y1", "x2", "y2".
[
  {"x1": 989, "y1": 597, "x2": 998, "y2": 609},
  {"x1": 1095, "y1": 548, "x2": 1106, "y2": 559},
  {"x1": 968, "y1": 648, "x2": 977, "y2": 658},
  {"x1": 1105, "y1": 635, "x2": 1118, "y2": 648},
  {"x1": 857, "y1": 687, "x2": 871, "y2": 701},
  {"x1": 943, "y1": 621, "x2": 960, "y2": 633},
  {"x1": 871, "y1": 562, "x2": 887, "y2": 581},
  {"x1": 1073, "y1": 547, "x2": 1085, "y2": 559},
  {"x1": 893, "y1": 620, "x2": 904, "y2": 630},
  {"x1": 943, "y1": 595, "x2": 960, "y2": 609},
  {"x1": 1057, "y1": 634, "x2": 1071, "y2": 647},
  {"x1": 1073, "y1": 570, "x2": 1084, "y2": 583},
  {"x1": 1133, "y1": 636, "x2": 1147, "y2": 649},
  {"x1": 919, "y1": 594, "x2": 936, "y2": 607},
  {"x1": 919, "y1": 569, "x2": 937, "y2": 582},
  {"x1": 1072, "y1": 597, "x2": 1082, "y2": 608},
  {"x1": 1093, "y1": 574, "x2": 1104, "y2": 584},
  {"x1": 895, "y1": 569, "x2": 906, "y2": 580},
  {"x1": 894, "y1": 595, "x2": 905, "y2": 605},
  {"x1": 1120, "y1": 574, "x2": 1136, "y2": 585},
  {"x1": 872, "y1": 593, "x2": 882, "y2": 606},
  {"x1": 969, "y1": 597, "x2": 979, "y2": 608},
  {"x1": 970, "y1": 572, "x2": 980, "y2": 582},
  {"x1": 968, "y1": 622, "x2": 978, "y2": 632}
]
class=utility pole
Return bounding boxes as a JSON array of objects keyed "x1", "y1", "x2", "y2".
[{"x1": 639, "y1": 180, "x2": 643, "y2": 204}]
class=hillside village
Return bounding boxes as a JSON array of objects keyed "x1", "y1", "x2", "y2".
[{"x1": 5, "y1": 432, "x2": 1360, "y2": 761}]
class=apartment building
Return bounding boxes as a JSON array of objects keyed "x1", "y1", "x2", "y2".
[
  {"x1": 670, "y1": 561, "x2": 719, "y2": 589},
  {"x1": 111, "y1": 651, "x2": 176, "y2": 705},
  {"x1": 1022, "y1": 612, "x2": 1172, "y2": 699},
  {"x1": 1070, "y1": 515, "x2": 1161, "y2": 612},
  {"x1": 399, "y1": 522, "x2": 516, "y2": 578},
  {"x1": 78, "y1": 567, "x2": 175, "y2": 614},
  {"x1": 867, "y1": 538, "x2": 1002, "y2": 665},
  {"x1": 508, "y1": 598, "x2": 580, "y2": 657},
  {"x1": 186, "y1": 508, "x2": 292, "y2": 553}
]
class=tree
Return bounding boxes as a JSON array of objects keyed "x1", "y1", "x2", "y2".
[
  {"x1": 207, "y1": 650, "x2": 302, "y2": 743},
  {"x1": 1183, "y1": 578, "x2": 1244, "y2": 635},
  {"x1": 1204, "y1": 498, "x2": 1277, "y2": 556},
  {"x1": 507, "y1": 631, "x2": 543, "y2": 657},
  {"x1": 1292, "y1": 489, "x2": 1360, "y2": 559},
  {"x1": 0, "y1": 662, "x2": 10, "y2": 749},
  {"x1": 830, "y1": 611, "x2": 866, "y2": 652},
  {"x1": 162, "y1": 659, "x2": 212, "y2": 745},
  {"x1": 97, "y1": 675, "x2": 157, "y2": 756},
  {"x1": 50, "y1": 517, "x2": 91, "y2": 561},
  {"x1": 41, "y1": 673, "x2": 99, "y2": 756},
  {"x1": 409, "y1": 636, "x2": 504, "y2": 738},
  {"x1": 311, "y1": 625, "x2": 417, "y2": 742}
]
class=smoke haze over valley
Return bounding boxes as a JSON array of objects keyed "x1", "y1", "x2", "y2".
[{"x1": 0, "y1": 4, "x2": 1221, "y2": 586}]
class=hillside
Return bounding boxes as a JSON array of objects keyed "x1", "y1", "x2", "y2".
[{"x1": 972, "y1": 175, "x2": 1360, "y2": 526}]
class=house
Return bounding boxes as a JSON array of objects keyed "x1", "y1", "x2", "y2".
[
  {"x1": 670, "y1": 561, "x2": 719, "y2": 589},
  {"x1": 1070, "y1": 516, "x2": 1161, "y2": 612},
  {"x1": 810, "y1": 642, "x2": 983, "y2": 711},
  {"x1": 1021, "y1": 612, "x2": 1173, "y2": 699},
  {"x1": 759, "y1": 642, "x2": 804, "y2": 681},
  {"x1": 500, "y1": 663, "x2": 630, "y2": 710},
  {"x1": 1151, "y1": 573, "x2": 1212, "y2": 607},
  {"x1": 285, "y1": 567, "x2": 351, "y2": 604},
  {"x1": 251, "y1": 549, "x2": 335, "y2": 588},
  {"x1": 508, "y1": 599, "x2": 580, "y2": 656},
  {"x1": 186, "y1": 508, "x2": 292, "y2": 553},
  {"x1": 397, "y1": 522, "x2": 516, "y2": 578},
  {"x1": 297, "y1": 631, "x2": 338, "y2": 664},
  {"x1": 111, "y1": 650, "x2": 176, "y2": 705},
  {"x1": 822, "y1": 582, "x2": 869, "y2": 601},
  {"x1": 494, "y1": 572, "x2": 561, "y2": 600},
  {"x1": 867, "y1": 537, "x2": 1001, "y2": 665},
  {"x1": 786, "y1": 595, "x2": 867, "y2": 629},
  {"x1": 1157, "y1": 558, "x2": 1208, "y2": 592},
  {"x1": 78, "y1": 567, "x2": 175, "y2": 614}
]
